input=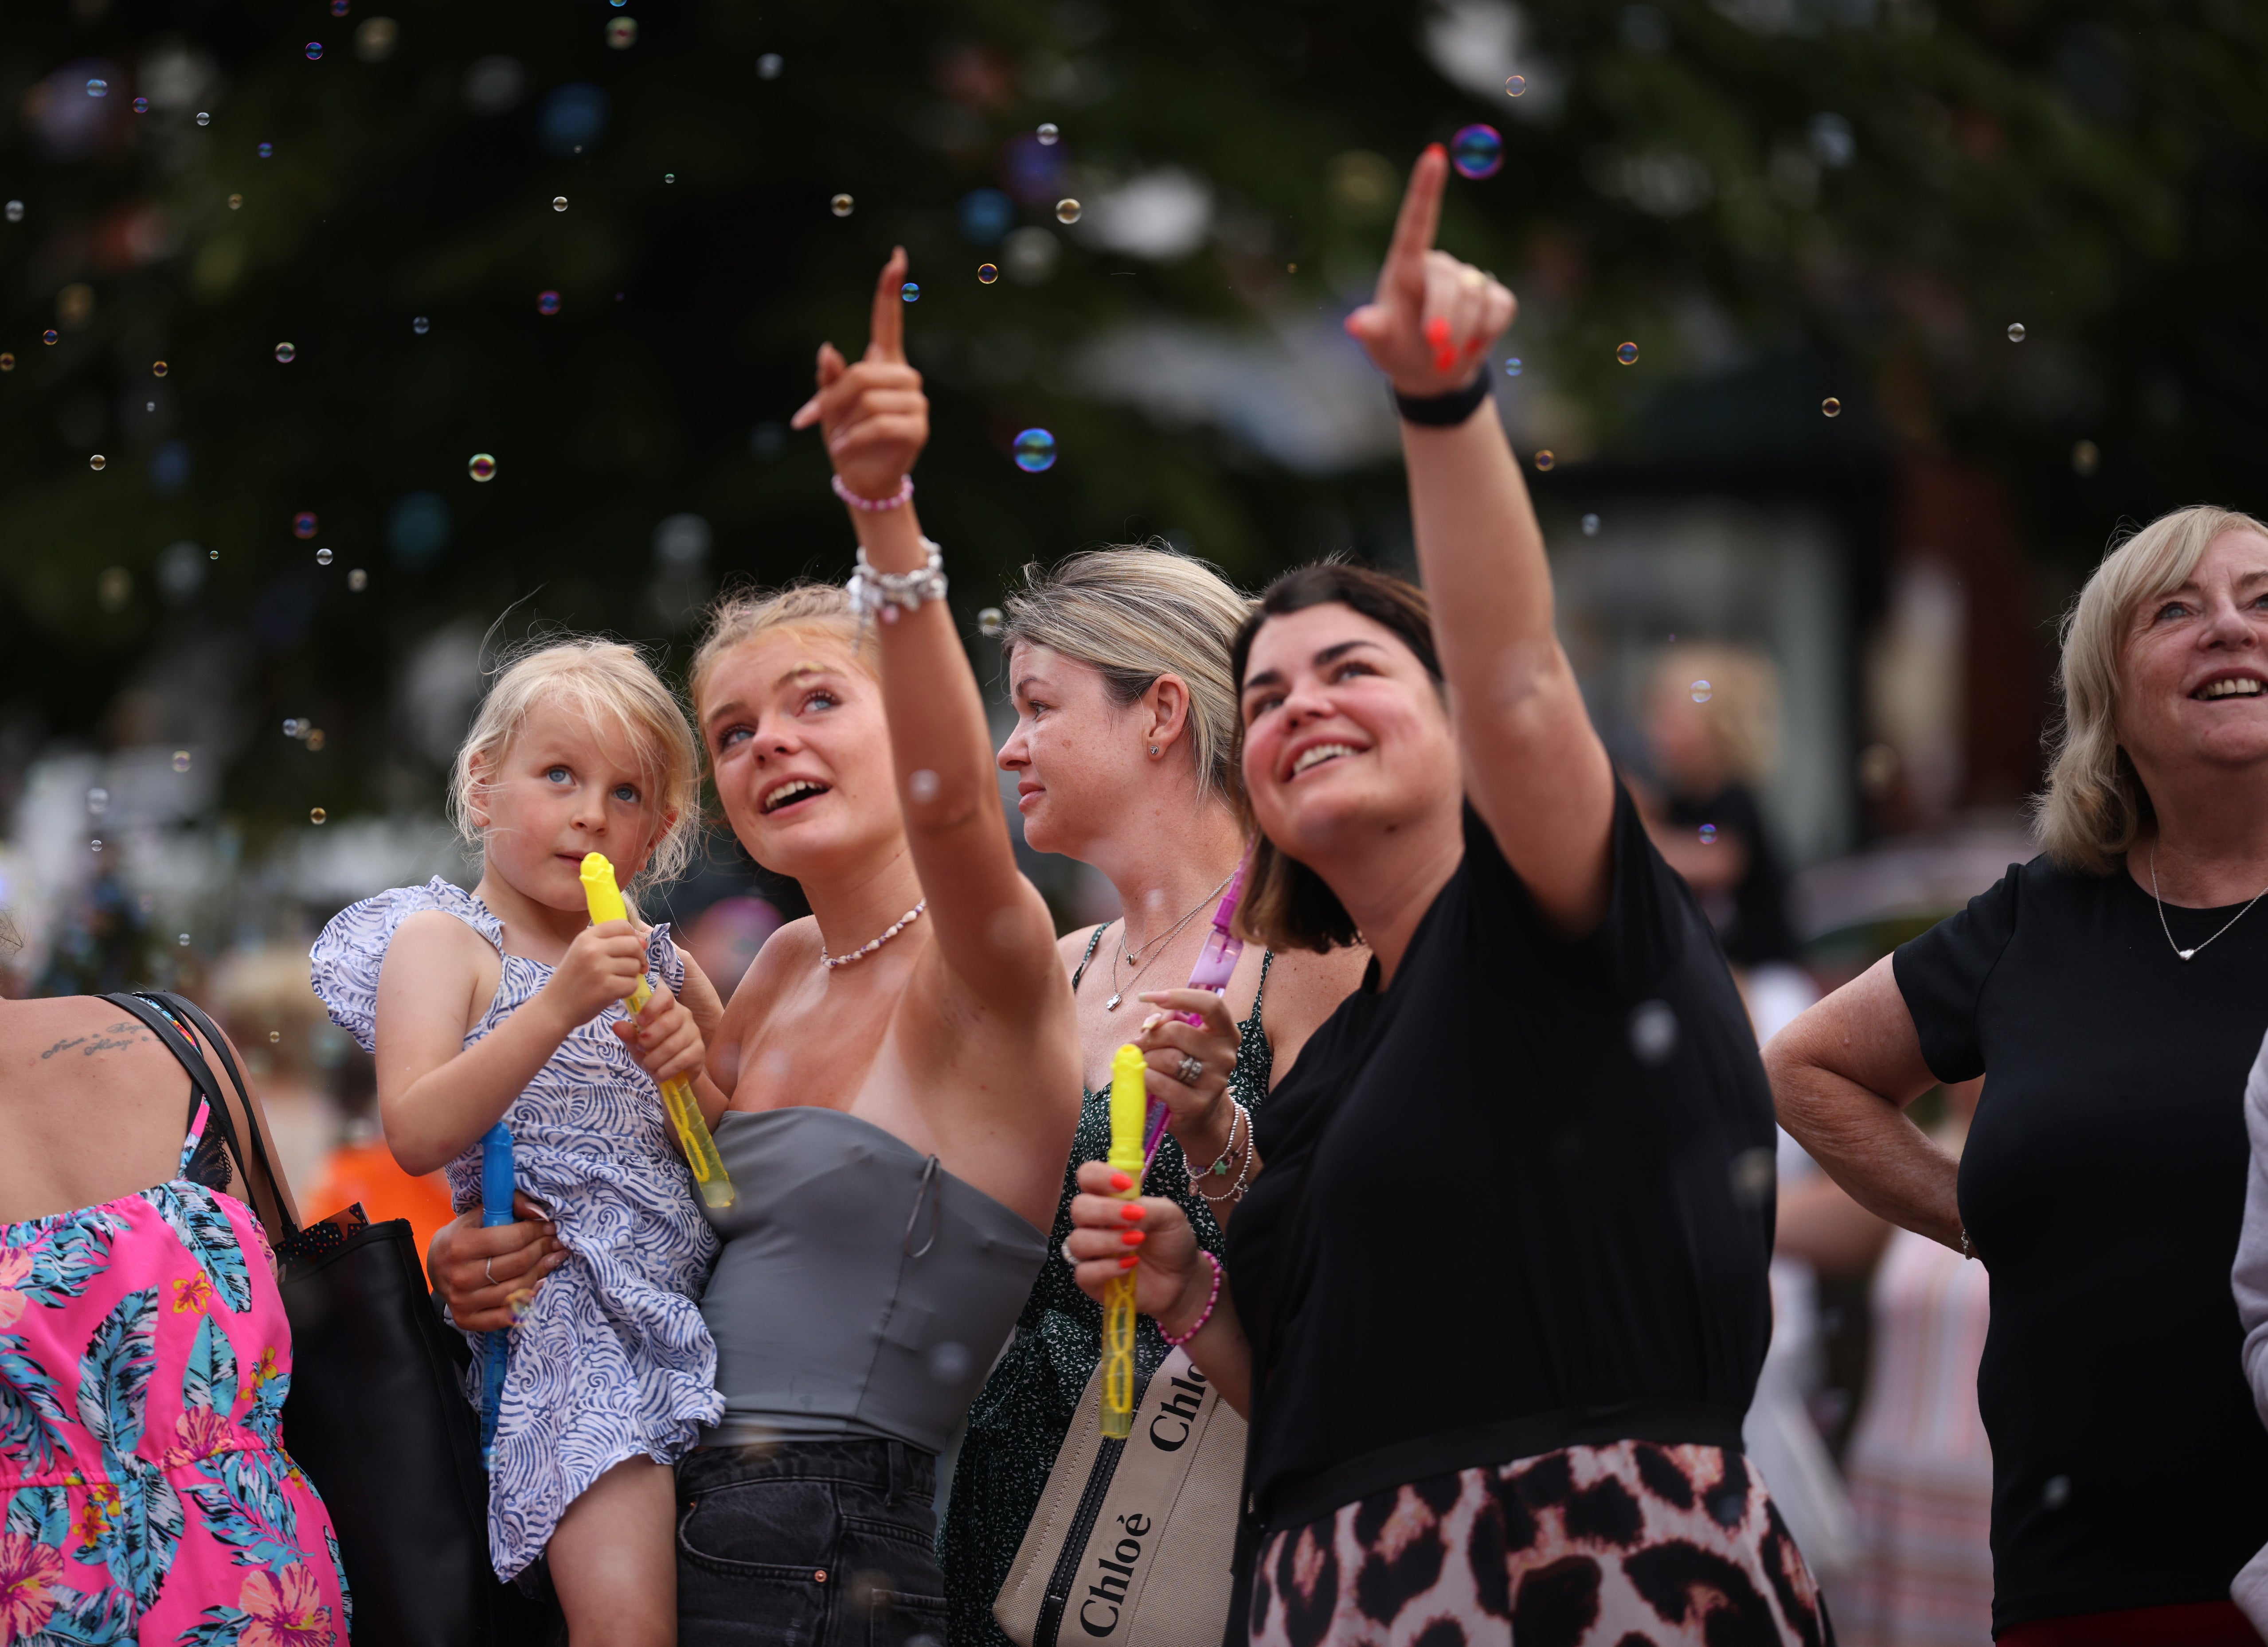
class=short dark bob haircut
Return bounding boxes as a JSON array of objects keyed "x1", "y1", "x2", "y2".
[{"x1": 1228, "y1": 562, "x2": 1442, "y2": 954}]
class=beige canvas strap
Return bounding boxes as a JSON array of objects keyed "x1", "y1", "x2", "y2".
[{"x1": 995, "y1": 1347, "x2": 1246, "y2": 1647}]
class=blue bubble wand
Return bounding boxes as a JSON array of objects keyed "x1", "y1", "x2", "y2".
[{"x1": 479, "y1": 1120, "x2": 514, "y2": 1467}]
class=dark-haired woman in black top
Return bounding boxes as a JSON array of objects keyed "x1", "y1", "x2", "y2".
[{"x1": 1061, "y1": 146, "x2": 1827, "y2": 1647}]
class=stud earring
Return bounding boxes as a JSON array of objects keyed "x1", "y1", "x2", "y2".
[{"x1": 1150, "y1": 745, "x2": 1160, "y2": 757}]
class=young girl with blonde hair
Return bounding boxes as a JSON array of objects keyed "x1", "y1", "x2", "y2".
[{"x1": 311, "y1": 637, "x2": 726, "y2": 1644}]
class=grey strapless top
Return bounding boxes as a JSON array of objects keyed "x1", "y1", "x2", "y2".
[{"x1": 697, "y1": 1106, "x2": 1050, "y2": 1454}]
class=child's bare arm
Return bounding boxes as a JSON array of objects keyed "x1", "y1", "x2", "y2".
[{"x1": 378, "y1": 913, "x2": 650, "y2": 1175}]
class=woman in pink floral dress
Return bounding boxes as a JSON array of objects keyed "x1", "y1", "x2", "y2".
[{"x1": 0, "y1": 986, "x2": 349, "y2": 1644}]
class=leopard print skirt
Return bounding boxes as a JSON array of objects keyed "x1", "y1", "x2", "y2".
[{"x1": 1249, "y1": 1441, "x2": 1831, "y2": 1647}]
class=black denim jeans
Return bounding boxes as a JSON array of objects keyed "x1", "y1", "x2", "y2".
[{"x1": 677, "y1": 1438, "x2": 949, "y2": 1647}]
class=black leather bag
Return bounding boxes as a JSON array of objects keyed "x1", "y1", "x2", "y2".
[{"x1": 107, "y1": 991, "x2": 543, "y2": 1647}]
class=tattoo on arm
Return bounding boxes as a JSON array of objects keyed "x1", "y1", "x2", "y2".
[{"x1": 39, "y1": 1021, "x2": 153, "y2": 1060}]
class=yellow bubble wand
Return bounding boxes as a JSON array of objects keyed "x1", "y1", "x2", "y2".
[
  {"x1": 579, "y1": 852, "x2": 735, "y2": 1210},
  {"x1": 1100, "y1": 1042, "x2": 1147, "y2": 1438}
]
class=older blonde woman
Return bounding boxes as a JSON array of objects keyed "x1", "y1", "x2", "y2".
[{"x1": 1770, "y1": 504, "x2": 2268, "y2": 1646}]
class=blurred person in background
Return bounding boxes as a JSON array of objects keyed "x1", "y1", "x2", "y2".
[
  {"x1": 306, "y1": 1041, "x2": 456, "y2": 1263},
  {"x1": 1638, "y1": 642, "x2": 1810, "y2": 1040},
  {"x1": 1777, "y1": 1077, "x2": 1993, "y2": 1647},
  {"x1": 0, "y1": 916, "x2": 351, "y2": 1633},
  {"x1": 210, "y1": 943, "x2": 343, "y2": 1198},
  {"x1": 1771, "y1": 505, "x2": 2268, "y2": 1645}
]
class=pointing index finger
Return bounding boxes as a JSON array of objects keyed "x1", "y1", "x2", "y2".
[
  {"x1": 1384, "y1": 146, "x2": 1448, "y2": 301},
  {"x1": 868, "y1": 246, "x2": 908, "y2": 364}
]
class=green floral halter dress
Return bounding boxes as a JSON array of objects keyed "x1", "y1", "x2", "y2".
[{"x1": 938, "y1": 929, "x2": 1272, "y2": 1647}]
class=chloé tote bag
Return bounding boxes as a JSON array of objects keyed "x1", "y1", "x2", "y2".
[{"x1": 994, "y1": 1348, "x2": 1246, "y2": 1647}]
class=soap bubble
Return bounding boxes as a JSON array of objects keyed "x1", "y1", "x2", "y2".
[
  {"x1": 978, "y1": 263, "x2": 998, "y2": 284},
  {"x1": 1729, "y1": 1146, "x2": 1775, "y2": 1205},
  {"x1": 1534, "y1": 449, "x2": 1554, "y2": 471},
  {"x1": 293, "y1": 511, "x2": 318, "y2": 539},
  {"x1": 307, "y1": 728, "x2": 325, "y2": 751},
  {"x1": 1505, "y1": 74, "x2": 1526, "y2": 95},
  {"x1": 153, "y1": 360, "x2": 168, "y2": 377},
  {"x1": 258, "y1": 141, "x2": 273, "y2": 158},
  {"x1": 133, "y1": 96, "x2": 149, "y2": 113},
  {"x1": 908, "y1": 769, "x2": 940, "y2": 802},
  {"x1": 284, "y1": 718, "x2": 305, "y2": 739},
  {"x1": 173, "y1": 750, "x2": 192, "y2": 773},
  {"x1": 196, "y1": 111, "x2": 210, "y2": 126},
  {"x1": 1698, "y1": 823, "x2": 1719, "y2": 845},
  {"x1": 90, "y1": 839, "x2": 102, "y2": 853},
  {"x1": 348, "y1": 568, "x2": 368, "y2": 591},
  {"x1": 1581, "y1": 513, "x2": 1600, "y2": 536},
  {"x1": 4, "y1": 202, "x2": 20, "y2": 222},
  {"x1": 306, "y1": 41, "x2": 324, "y2": 59},
  {"x1": 2072, "y1": 438, "x2": 2100, "y2": 476},
  {"x1": 87, "y1": 788, "x2": 109, "y2": 816},
  {"x1": 2006, "y1": 322, "x2": 2026, "y2": 342},
  {"x1": 901, "y1": 282, "x2": 920, "y2": 303},
  {"x1": 552, "y1": 195, "x2": 568, "y2": 212},
  {"x1": 1055, "y1": 198, "x2": 1081, "y2": 224},
  {"x1": 538, "y1": 289, "x2": 561, "y2": 315},
  {"x1": 1504, "y1": 357, "x2": 1522, "y2": 377},
  {"x1": 316, "y1": 547, "x2": 333, "y2": 565},
  {"x1": 978, "y1": 608, "x2": 1004, "y2": 637},
  {"x1": 1616, "y1": 340, "x2": 1639, "y2": 365},
  {"x1": 757, "y1": 52, "x2": 783, "y2": 79},
  {"x1": 831, "y1": 193, "x2": 854, "y2": 217},
  {"x1": 469, "y1": 453, "x2": 497, "y2": 482},
  {"x1": 1690, "y1": 679, "x2": 1712, "y2": 703},
  {"x1": 179, "y1": 933, "x2": 191, "y2": 946},
  {"x1": 228, "y1": 194, "x2": 242, "y2": 210},
  {"x1": 89, "y1": 454, "x2": 106, "y2": 471},
  {"x1": 2042, "y1": 1475, "x2": 2071, "y2": 1510},
  {"x1": 43, "y1": 329, "x2": 58, "y2": 345},
  {"x1": 332, "y1": 0, "x2": 348, "y2": 13},
  {"x1": 1037, "y1": 122, "x2": 1060, "y2": 145},
  {"x1": 1822, "y1": 397, "x2": 1841, "y2": 417},
  {"x1": 267, "y1": 1031, "x2": 280, "y2": 1044},
  {"x1": 413, "y1": 316, "x2": 430, "y2": 335},
  {"x1": 1013, "y1": 429, "x2": 1057, "y2": 473},
  {"x1": 310, "y1": 808, "x2": 328, "y2": 825},
  {"x1": 1450, "y1": 124, "x2": 1504, "y2": 180},
  {"x1": 96, "y1": 567, "x2": 129, "y2": 609},
  {"x1": 927, "y1": 1340, "x2": 971, "y2": 1382},
  {"x1": 0, "y1": 354, "x2": 13, "y2": 371},
  {"x1": 606, "y1": 16, "x2": 637, "y2": 47},
  {"x1": 87, "y1": 78, "x2": 108, "y2": 98},
  {"x1": 1629, "y1": 1000, "x2": 1678, "y2": 1065},
  {"x1": 275, "y1": 341, "x2": 296, "y2": 363}
]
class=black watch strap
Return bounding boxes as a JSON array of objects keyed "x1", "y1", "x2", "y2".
[{"x1": 1392, "y1": 370, "x2": 1493, "y2": 427}]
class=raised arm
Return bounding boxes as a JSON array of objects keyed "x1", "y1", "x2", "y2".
[
  {"x1": 790, "y1": 251, "x2": 1060, "y2": 1015},
  {"x1": 1764, "y1": 956, "x2": 1964, "y2": 1253},
  {"x1": 1347, "y1": 148, "x2": 1615, "y2": 934}
]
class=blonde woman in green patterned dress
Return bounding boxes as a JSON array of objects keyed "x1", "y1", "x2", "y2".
[{"x1": 941, "y1": 547, "x2": 1365, "y2": 1647}]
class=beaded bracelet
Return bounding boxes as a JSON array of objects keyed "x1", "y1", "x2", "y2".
[
  {"x1": 1161, "y1": 1251, "x2": 1222, "y2": 1348},
  {"x1": 847, "y1": 539, "x2": 948, "y2": 631},
  {"x1": 832, "y1": 473, "x2": 914, "y2": 512}
]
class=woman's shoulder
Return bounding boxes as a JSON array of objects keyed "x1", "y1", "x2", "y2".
[{"x1": 310, "y1": 878, "x2": 502, "y2": 1050}]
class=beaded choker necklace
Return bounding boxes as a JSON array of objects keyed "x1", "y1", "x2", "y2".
[{"x1": 822, "y1": 900, "x2": 927, "y2": 970}]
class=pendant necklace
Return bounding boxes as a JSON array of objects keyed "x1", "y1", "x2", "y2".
[
  {"x1": 2148, "y1": 844, "x2": 2268, "y2": 962},
  {"x1": 1105, "y1": 871, "x2": 1233, "y2": 1011}
]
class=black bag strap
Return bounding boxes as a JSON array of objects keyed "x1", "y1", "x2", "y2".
[{"x1": 101, "y1": 991, "x2": 301, "y2": 1241}]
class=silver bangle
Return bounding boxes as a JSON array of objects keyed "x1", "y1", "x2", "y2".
[{"x1": 847, "y1": 538, "x2": 947, "y2": 634}]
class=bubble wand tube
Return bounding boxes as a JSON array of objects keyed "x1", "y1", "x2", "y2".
[
  {"x1": 579, "y1": 852, "x2": 735, "y2": 1210},
  {"x1": 478, "y1": 1121, "x2": 514, "y2": 1466},
  {"x1": 1100, "y1": 1042, "x2": 1147, "y2": 1439},
  {"x1": 1143, "y1": 849, "x2": 1254, "y2": 1171}
]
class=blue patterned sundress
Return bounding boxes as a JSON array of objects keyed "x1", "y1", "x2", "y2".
[{"x1": 308, "y1": 877, "x2": 723, "y2": 1581}]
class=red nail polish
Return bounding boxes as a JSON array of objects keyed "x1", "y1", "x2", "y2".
[
  {"x1": 1110, "y1": 1171, "x2": 1132, "y2": 1192},
  {"x1": 1424, "y1": 317, "x2": 1450, "y2": 347},
  {"x1": 1425, "y1": 142, "x2": 1446, "y2": 160},
  {"x1": 1120, "y1": 1205, "x2": 1143, "y2": 1223},
  {"x1": 1119, "y1": 1255, "x2": 1138, "y2": 1269},
  {"x1": 1122, "y1": 1230, "x2": 1146, "y2": 1246},
  {"x1": 1434, "y1": 349, "x2": 1456, "y2": 371}
]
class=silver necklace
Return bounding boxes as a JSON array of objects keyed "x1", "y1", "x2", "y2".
[
  {"x1": 1105, "y1": 872, "x2": 1232, "y2": 1011},
  {"x1": 823, "y1": 899, "x2": 926, "y2": 970},
  {"x1": 2147, "y1": 845, "x2": 2268, "y2": 962}
]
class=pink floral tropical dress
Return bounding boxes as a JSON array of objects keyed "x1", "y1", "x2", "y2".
[{"x1": 0, "y1": 1099, "x2": 350, "y2": 1645}]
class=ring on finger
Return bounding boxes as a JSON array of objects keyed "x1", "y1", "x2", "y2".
[
  {"x1": 1176, "y1": 1054, "x2": 1205, "y2": 1086},
  {"x1": 1061, "y1": 1239, "x2": 1078, "y2": 1267},
  {"x1": 485, "y1": 1258, "x2": 497, "y2": 1285}
]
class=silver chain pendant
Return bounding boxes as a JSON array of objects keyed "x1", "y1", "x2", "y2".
[{"x1": 1105, "y1": 992, "x2": 1122, "y2": 1011}]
